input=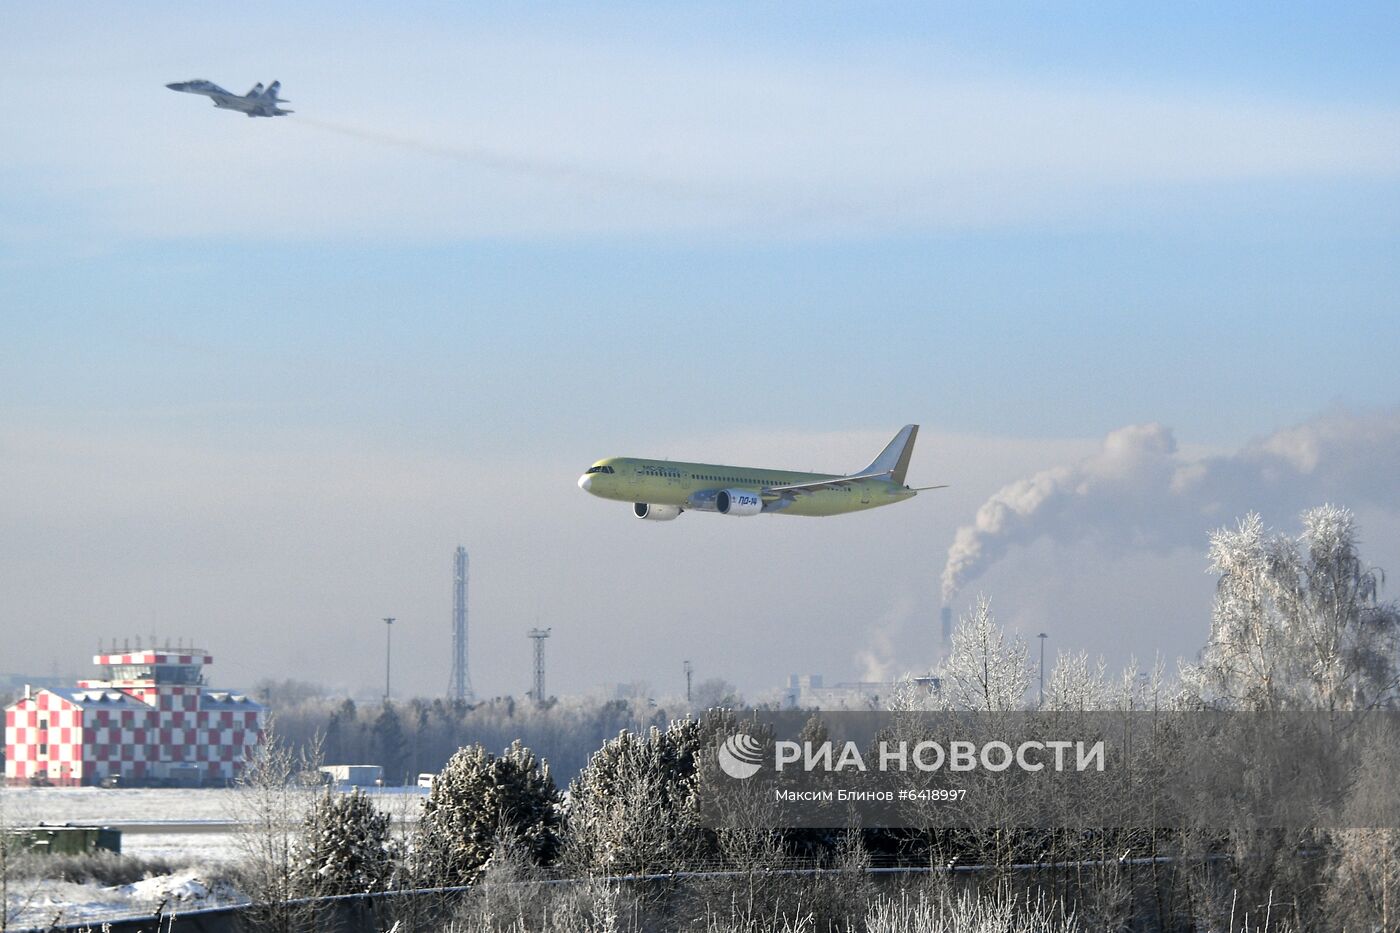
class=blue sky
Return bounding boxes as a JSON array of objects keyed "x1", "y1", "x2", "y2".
[{"x1": 3, "y1": 3, "x2": 1399, "y2": 699}]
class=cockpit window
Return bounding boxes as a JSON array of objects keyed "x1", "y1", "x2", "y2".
[{"x1": 585, "y1": 465, "x2": 615, "y2": 474}]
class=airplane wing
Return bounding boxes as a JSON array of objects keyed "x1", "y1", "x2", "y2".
[
  {"x1": 206, "y1": 92, "x2": 257, "y2": 110},
  {"x1": 761, "y1": 469, "x2": 897, "y2": 497}
]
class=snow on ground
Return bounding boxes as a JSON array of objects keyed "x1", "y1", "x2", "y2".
[
  {"x1": 6, "y1": 870, "x2": 249, "y2": 930},
  {"x1": 2, "y1": 785, "x2": 426, "y2": 861},
  {"x1": 5, "y1": 784, "x2": 427, "y2": 824},
  {"x1": 115, "y1": 829, "x2": 245, "y2": 863},
  {"x1": 2, "y1": 785, "x2": 427, "y2": 927},
  {"x1": 119, "y1": 868, "x2": 247, "y2": 908},
  {"x1": 4, "y1": 786, "x2": 233, "y2": 823}
]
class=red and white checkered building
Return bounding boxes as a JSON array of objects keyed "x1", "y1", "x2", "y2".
[{"x1": 4, "y1": 649, "x2": 264, "y2": 786}]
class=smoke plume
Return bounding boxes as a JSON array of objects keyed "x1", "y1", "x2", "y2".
[{"x1": 941, "y1": 408, "x2": 1400, "y2": 605}]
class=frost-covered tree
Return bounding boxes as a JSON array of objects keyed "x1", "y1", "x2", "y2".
[
  {"x1": 243, "y1": 692, "x2": 672, "y2": 790},
  {"x1": 1043, "y1": 651, "x2": 1111, "y2": 712},
  {"x1": 290, "y1": 789, "x2": 395, "y2": 898},
  {"x1": 563, "y1": 718, "x2": 712, "y2": 875},
  {"x1": 0, "y1": 784, "x2": 27, "y2": 932},
  {"x1": 1197, "y1": 505, "x2": 1400, "y2": 711},
  {"x1": 1328, "y1": 729, "x2": 1400, "y2": 931},
  {"x1": 228, "y1": 728, "x2": 323, "y2": 933},
  {"x1": 936, "y1": 596, "x2": 1033, "y2": 711},
  {"x1": 412, "y1": 740, "x2": 561, "y2": 887}
]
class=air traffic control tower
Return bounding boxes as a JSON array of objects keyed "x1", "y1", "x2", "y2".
[{"x1": 5, "y1": 644, "x2": 264, "y2": 786}]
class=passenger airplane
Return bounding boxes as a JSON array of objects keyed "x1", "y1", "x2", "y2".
[
  {"x1": 578, "y1": 425, "x2": 943, "y2": 519},
  {"x1": 165, "y1": 79, "x2": 292, "y2": 117}
]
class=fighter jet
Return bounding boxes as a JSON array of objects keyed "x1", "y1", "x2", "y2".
[{"x1": 165, "y1": 79, "x2": 292, "y2": 117}]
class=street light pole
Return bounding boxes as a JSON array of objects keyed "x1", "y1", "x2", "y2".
[
  {"x1": 383, "y1": 617, "x2": 396, "y2": 703},
  {"x1": 1037, "y1": 632, "x2": 1048, "y2": 709}
]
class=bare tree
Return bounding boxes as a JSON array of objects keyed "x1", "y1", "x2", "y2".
[
  {"x1": 0, "y1": 784, "x2": 44, "y2": 933},
  {"x1": 691, "y1": 679, "x2": 742, "y2": 710},
  {"x1": 1, "y1": 787, "x2": 10, "y2": 933},
  {"x1": 1196, "y1": 505, "x2": 1400, "y2": 711},
  {"x1": 1043, "y1": 651, "x2": 1111, "y2": 712},
  {"x1": 1, "y1": 786, "x2": 13, "y2": 933},
  {"x1": 227, "y1": 726, "x2": 323, "y2": 932},
  {"x1": 936, "y1": 596, "x2": 1033, "y2": 712}
]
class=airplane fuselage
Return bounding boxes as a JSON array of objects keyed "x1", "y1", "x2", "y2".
[{"x1": 578, "y1": 456, "x2": 917, "y2": 517}]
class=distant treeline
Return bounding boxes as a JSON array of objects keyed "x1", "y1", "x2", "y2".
[{"x1": 256, "y1": 682, "x2": 739, "y2": 787}]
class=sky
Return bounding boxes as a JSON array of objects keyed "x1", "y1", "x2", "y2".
[{"x1": 3, "y1": 3, "x2": 1399, "y2": 702}]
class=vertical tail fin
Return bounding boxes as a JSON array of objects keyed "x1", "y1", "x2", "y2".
[
  {"x1": 860, "y1": 425, "x2": 919, "y2": 485},
  {"x1": 246, "y1": 82, "x2": 265, "y2": 97},
  {"x1": 266, "y1": 80, "x2": 281, "y2": 99}
]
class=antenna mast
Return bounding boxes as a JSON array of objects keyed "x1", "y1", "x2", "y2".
[
  {"x1": 449, "y1": 546, "x2": 474, "y2": 703},
  {"x1": 528, "y1": 627, "x2": 551, "y2": 702}
]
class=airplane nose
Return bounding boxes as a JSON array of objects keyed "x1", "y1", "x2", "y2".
[{"x1": 578, "y1": 474, "x2": 594, "y2": 492}]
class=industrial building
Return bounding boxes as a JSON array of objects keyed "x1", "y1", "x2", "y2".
[
  {"x1": 4, "y1": 646, "x2": 264, "y2": 787},
  {"x1": 782, "y1": 673, "x2": 940, "y2": 709}
]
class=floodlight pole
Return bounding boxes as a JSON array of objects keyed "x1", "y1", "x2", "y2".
[
  {"x1": 1037, "y1": 632, "x2": 1048, "y2": 709},
  {"x1": 383, "y1": 617, "x2": 396, "y2": 703}
]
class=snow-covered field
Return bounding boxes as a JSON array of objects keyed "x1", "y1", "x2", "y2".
[
  {"x1": 3, "y1": 785, "x2": 427, "y2": 928},
  {"x1": 3, "y1": 785, "x2": 426, "y2": 860}
]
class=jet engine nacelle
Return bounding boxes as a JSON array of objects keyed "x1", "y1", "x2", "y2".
[
  {"x1": 716, "y1": 489, "x2": 763, "y2": 516},
  {"x1": 634, "y1": 502, "x2": 681, "y2": 521}
]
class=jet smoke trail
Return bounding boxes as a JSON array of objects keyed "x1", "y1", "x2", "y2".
[
  {"x1": 291, "y1": 116, "x2": 874, "y2": 229},
  {"x1": 295, "y1": 116, "x2": 728, "y2": 202},
  {"x1": 940, "y1": 408, "x2": 1400, "y2": 606}
]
